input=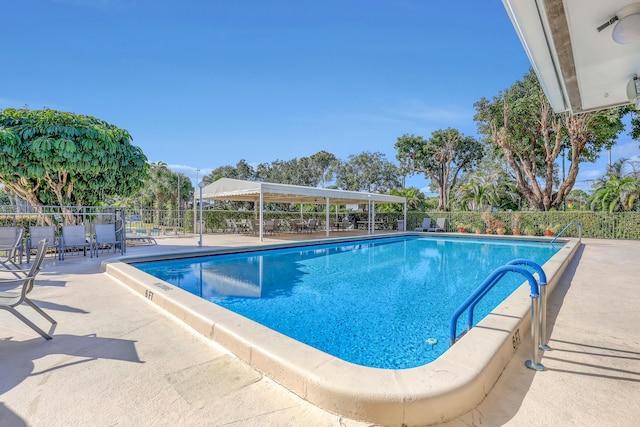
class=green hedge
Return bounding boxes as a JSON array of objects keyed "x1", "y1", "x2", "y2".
[
  {"x1": 181, "y1": 209, "x2": 640, "y2": 239},
  {"x1": 407, "y1": 211, "x2": 640, "y2": 239}
]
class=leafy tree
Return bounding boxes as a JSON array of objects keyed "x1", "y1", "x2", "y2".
[
  {"x1": 378, "y1": 187, "x2": 426, "y2": 212},
  {"x1": 206, "y1": 164, "x2": 238, "y2": 183},
  {"x1": 589, "y1": 159, "x2": 640, "y2": 212},
  {"x1": 255, "y1": 158, "x2": 317, "y2": 186},
  {"x1": 203, "y1": 159, "x2": 255, "y2": 184},
  {"x1": 333, "y1": 151, "x2": 402, "y2": 193},
  {"x1": 451, "y1": 154, "x2": 523, "y2": 211},
  {"x1": 0, "y1": 108, "x2": 148, "y2": 207},
  {"x1": 395, "y1": 128, "x2": 483, "y2": 211},
  {"x1": 474, "y1": 69, "x2": 626, "y2": 211},
  {"x1": 309, "y1": 150, "x2": 338, "y2": 187},
  {"x1": 566, "y1": 189, "x2": 589, "y2": 211}
]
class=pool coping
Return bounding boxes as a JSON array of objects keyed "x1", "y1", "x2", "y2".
[{"x1": 102, "y1": 233, "x2": 580, "y2": 426}]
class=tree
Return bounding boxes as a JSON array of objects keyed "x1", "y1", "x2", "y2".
[
  {"x1": 170, "y1": 172, "x2": 194, "y2": 212},
  {"x1": 309, "y1": 151, "x2": 338, "y2": 187},
  {"x1": 474, "y1": 69, "x2": 626, "y2": 211},
  {"x1": 452, "y1": 169, "x2": 520, "y2": 211},
  {"x1": 0, "y1": 108, "x2": 148, "y2": 207},
  {"x1": 378, "y1": 187, "x2": 426, "y2": 212},
  {"x1": 255, "y1": 158, "x2": 317, "y2": 186},
  {"x1": 589, "y1": 159, "x2": 640, "y2": 212},
  {"x1": 395, "y1": 128, "x2": 483, "y2": 211},
  {"x1": 203, "y1": 159, "x2": 255, "y2": 185},
  {"x1": 147, "y1": 161, "x2": 171, "y2": 211},
  {"x1": 333, "y1": 152, "x2": 402, "y2": 193}
]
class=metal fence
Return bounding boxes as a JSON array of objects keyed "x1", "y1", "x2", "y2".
[
  {"x1": 0, "y1": 205, "x2": 126, "y2": 232},
  {"x1": 2, "y1": 206, "x2": 637, "y2": 240}
]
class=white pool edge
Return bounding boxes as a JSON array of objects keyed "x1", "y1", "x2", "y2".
[{"x1": 102, "y1": 235, "x2": 580, "y2": 426}]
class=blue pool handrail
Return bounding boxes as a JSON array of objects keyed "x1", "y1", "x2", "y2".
[
  {"x1": 551, "y1": 221, "x2": 582, "y2": 244},
  {"x1": 507, "y1": 259, "x2": 550, "y2": 350},
  {"x1": 449, "y1": 260, "x2": 547, "y2": 371},
  {"x1": 449, "y1": 265, "x2": 539, "y2": 346},
  {"x1": 465, "y1": 259, "x2": 547, "y2": 336}
]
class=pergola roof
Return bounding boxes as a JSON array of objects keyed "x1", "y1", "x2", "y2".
[{"x1": 200, "y1": 178, "x2": 406, "y2": 205}]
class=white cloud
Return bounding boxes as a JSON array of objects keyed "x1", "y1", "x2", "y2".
[
  {"x1": 612, "y1": 140, "x2": 640, "y2": 158},
  {"x1": 166, "y1": 164, "x2": 211, "y2": 186},
  {"x1": 578, "y1": 168, "x2": 604, "y2": 180}
]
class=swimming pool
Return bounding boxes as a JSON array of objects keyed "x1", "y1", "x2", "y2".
[
  {"x1": 104, "y1": 233, "x2": 579, "y2": 426},
  {"x1": 133, "y1": 236, "x2": 561, "y2": 369}
]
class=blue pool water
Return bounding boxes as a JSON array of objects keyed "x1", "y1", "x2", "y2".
[{"x1": 134, "y1": 236, "x2": 562, "y2": 369}]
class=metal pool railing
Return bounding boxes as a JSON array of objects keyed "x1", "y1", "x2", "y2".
[
  {"x1": 551, "y1": 221, "x2": 582, "y2": 244},
  {"x1": 449, "y1": 258, "x2": 548, "y2": 371}
]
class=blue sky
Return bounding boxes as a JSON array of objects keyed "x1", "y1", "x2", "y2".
[{"x1": 3, "y1": 0, "x2": 639, "y2": 194}]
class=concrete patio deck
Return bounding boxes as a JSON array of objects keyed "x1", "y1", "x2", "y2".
[{"x1": 1, "y1": 234, "x2": 639, "y2": 426}]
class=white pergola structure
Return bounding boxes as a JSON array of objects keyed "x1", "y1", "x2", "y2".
[{"x1": 200, "y1": 178, "x2": 407, "y2": 241}]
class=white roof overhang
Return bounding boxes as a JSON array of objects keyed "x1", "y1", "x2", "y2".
[{"x1": 502, "y1": 0, "x2": 640, "y2": 113}]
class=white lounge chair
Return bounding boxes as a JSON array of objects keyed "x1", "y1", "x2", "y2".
[
  {"x1": 427, "y1": 218, "x2": 447, "y2": 232},
  {"x1": 414, "y1": 217, "x2": 432, "y2": 232}
]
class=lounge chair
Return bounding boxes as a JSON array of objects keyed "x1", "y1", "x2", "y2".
[
  {"x1": 60, "y1": 225, "x2": 93, "y2": 260},
  {"x1": 26, "y1": 226, "x2": 59, "y2": 263},
  {"x1": 427, "y1": 218, "x2": 447, "y2": 232},
  {"x1": 0, "y1": 227, "x2": 24, "y2": 269},
  {"x1": 414, "y1": 217, "x2": 432, "y2": 232},
  {"x1": 0, "y1": 239, "x2": 57, "y2": 340},
  {"x1": 94, "y1": 223, "x2": 124, "y2": 257}
]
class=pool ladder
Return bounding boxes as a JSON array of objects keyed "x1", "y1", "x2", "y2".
[
  {"x1": 551, "y1": 221, "x2": 582, "y2": 244},
  {"x1": 449, "y1": 258, "x2": 549, "y2": 371}
]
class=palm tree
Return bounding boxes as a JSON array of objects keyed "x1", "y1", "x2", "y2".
[
  {"x1": 590, "y1": 174, "x2": 640, "y2": 212},
  {"x1": 148, "y1": 162, "x2": 172, "y2": 211}
]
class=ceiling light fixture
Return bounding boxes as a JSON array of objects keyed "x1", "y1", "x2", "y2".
[{"x1": 597, "y1": 3, "x2": 640, "y2": 44}]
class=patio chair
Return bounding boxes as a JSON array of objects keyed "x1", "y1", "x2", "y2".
[
  {"x1": 341, "y1": 218, "x2": 353, "y2": 230},
  {"x1": 414, "y1": 217, "x2": 432, "y2": 232},
  {"x1": 26, "y1": 226, "x2": 59, "y2": 263},
  {"x1": 94, "y1": 223, "x2": 124, "y2": 257},
  {"x1": 60, "y1": 225, "x2": 93, "y2": 260},
  {"x1": 238, "y1": 219, "x2": 253, "y2": 234},
  {"x1": 225, "y1": 219, "x2": 240, "y2": 233},
  {"x1": 0, "y1": 239, "x2": 57, "y2": 340},
  {"x1": 427, "y1": 218, "x2": 447, "y2": 232},
  {"x1": 264, "y1": 219, "x2": 277, "y2": 235},
  {"x1": 290, "y1": 220, "x2": 305, "y2": 233},
  {"x1": 0, "y1": 227, "x2": 24, "y2": 269},
  {"x1": 306, "y1": 219, "x2": 318, "y2": 232}
]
